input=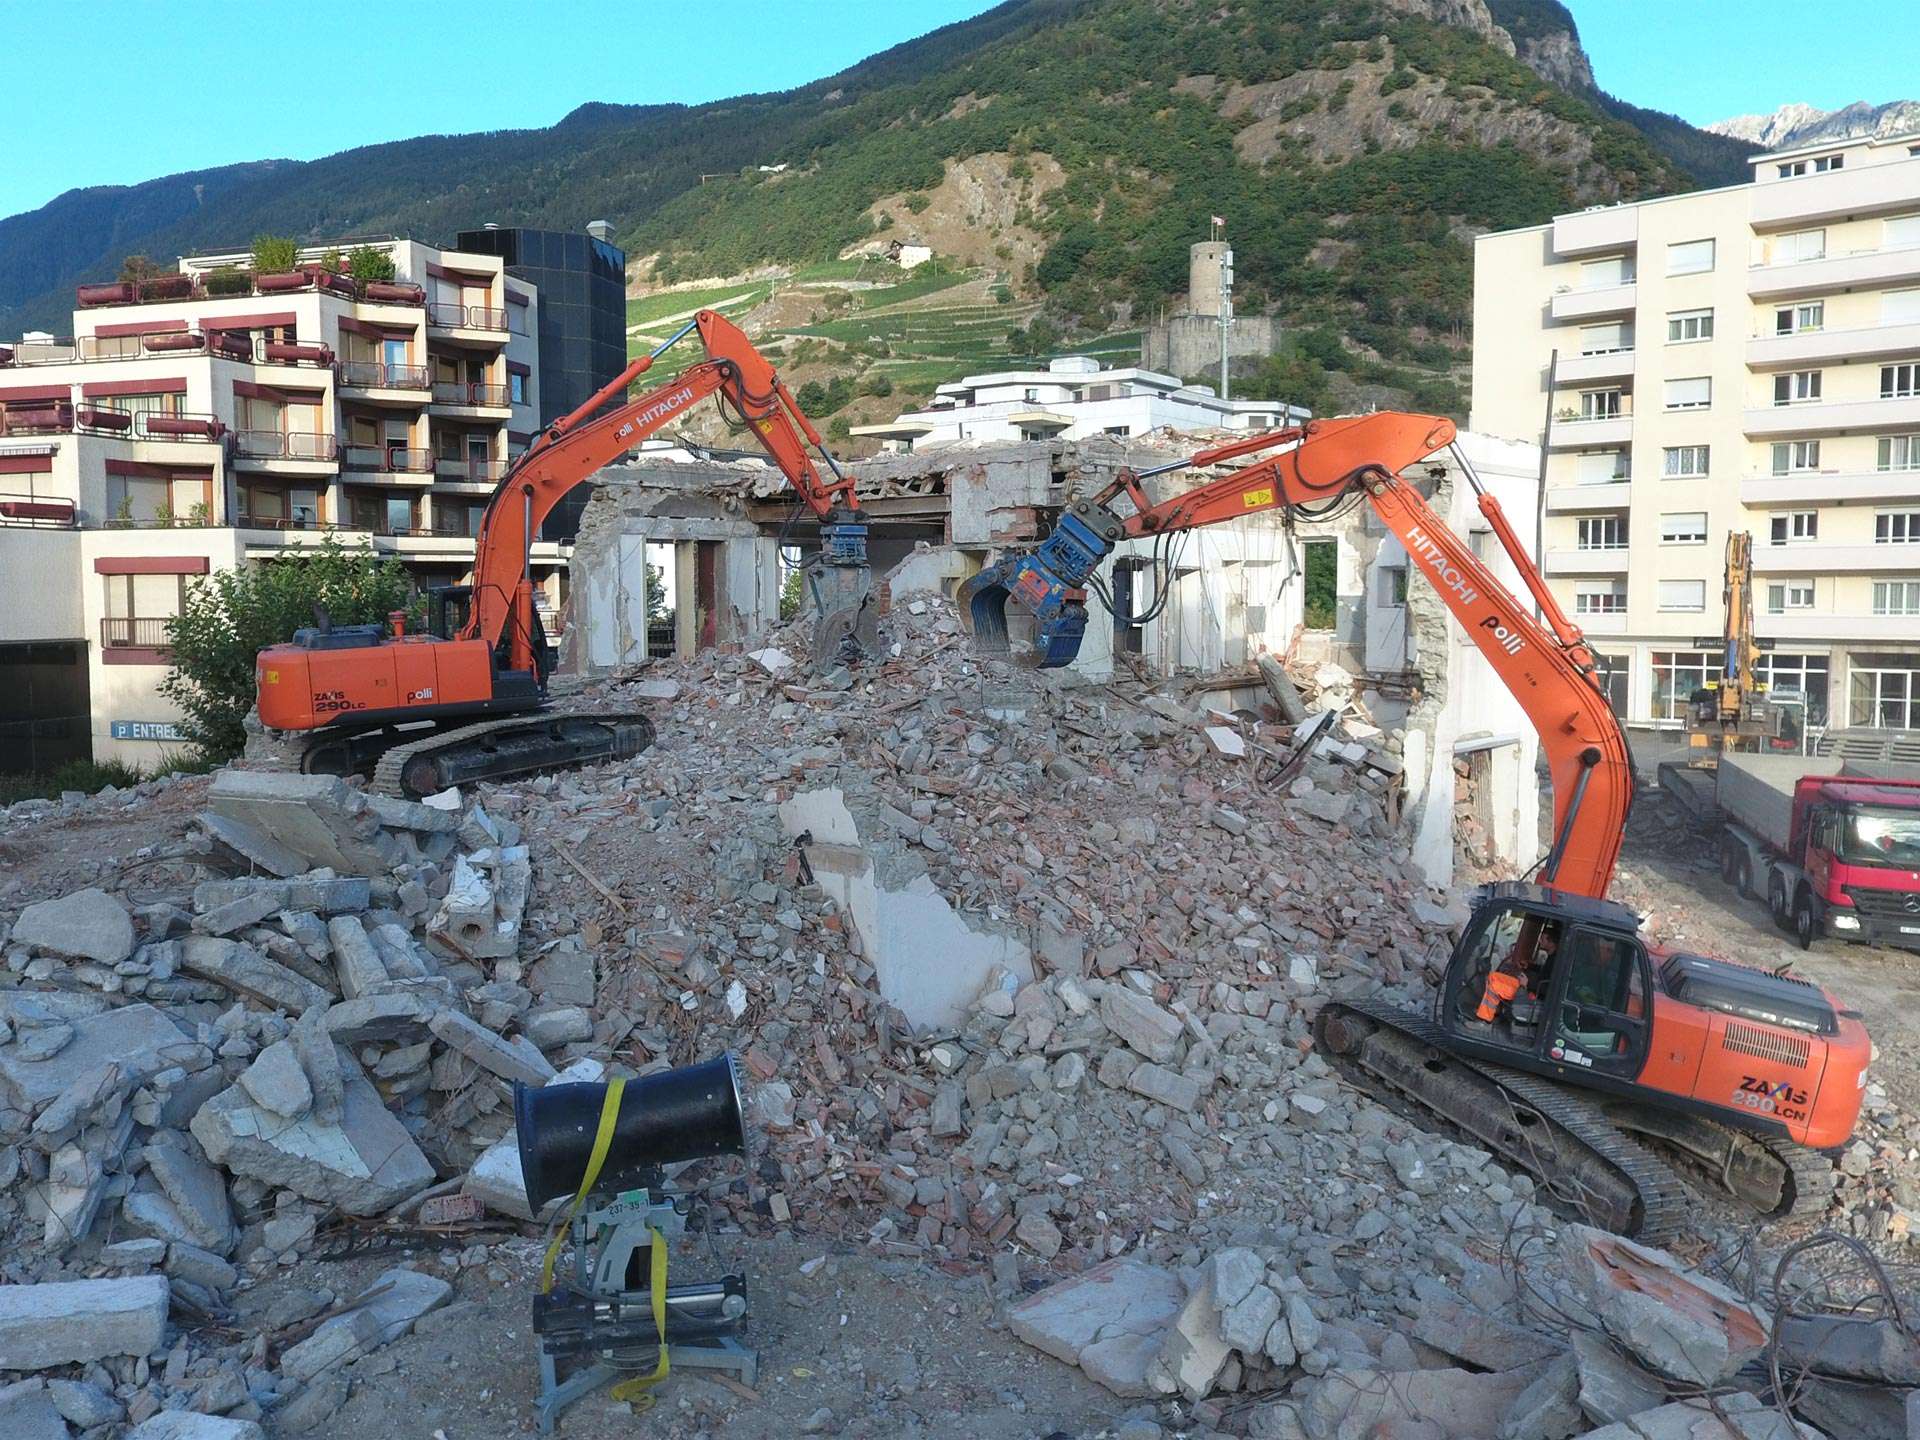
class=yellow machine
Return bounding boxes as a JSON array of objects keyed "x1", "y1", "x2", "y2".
[{"x1": 1684, "y1": 531, "x2": 1784, "y2": 760}]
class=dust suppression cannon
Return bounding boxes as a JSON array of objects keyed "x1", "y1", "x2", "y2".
[{"x1": 514, "y1": 1054, "x2": 755, "y2": 1431}]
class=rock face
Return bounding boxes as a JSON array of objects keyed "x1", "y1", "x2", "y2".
[
  {"x1": 190, "y1": 1067, "x2": 433, "y2": 1214},
  {"x1": 0, "y1": 1276, "x2": 170, "y2": 1368},
  {"x1": 11, "y1": 887, "x2": 135, "y2": 964}
]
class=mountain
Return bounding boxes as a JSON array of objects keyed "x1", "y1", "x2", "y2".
[
  {"x1": 0, "y1": 0, "x2": 1748, "y2": 398},
  {"x1": 1708, "y1": 99, "x2": 1920, "y2": 151}
]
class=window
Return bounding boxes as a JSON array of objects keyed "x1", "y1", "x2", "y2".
[
  {"x1": 1579, "y1": 256, "x2": 1633, "y2": 288},
  {"x1": 1774, "y1": 371, "x2": 1823, "y2": 406},
  {"x1": 1766, "y1": 581, "x2": 1816, "y2": 612},
  {"x1": 1887, "y1": 215, "x2": 1920, "y2": 249},
  {"x1": 1657, "y1": 581, "x2": 1707, "y2": 612},
  {"x1": 1775, "y1": 229, "x2": 1827, "y2": 265},
  {"x1": 1667, "y1": 309, "x2": 1713, "y2": 343},
  {"x1": 1580, "y1": 389, "x2": 1623, "y2": 419},
  {"x1": 1662, "y1": 445, "x2": 1709, "y2": 478},
  {"x1": 101, "y1": 573, "x2": 184, "y2": 650},
  {"x1": 1667, "y1": 239, "x2": 1715, "y2": 275},
  {"x1": 1378, "y1": 567, "x2": 1408, "y2": 607},
  {"x1": 1592, "y1": 652, "x2": 1630, "y2": 716},
  {"x1": 1769, "y1": 511, "x2": 1818, "y2": 545},
  {"x1": 1882, "y1": 363, "x2": 1920, "y2": 399},
  {"x1": 1756, "y1": 653, "x2": 1830, "y2": 727},
  {"x1": 1775, "y1": 302, "x2": 1824, "y2": 335},
  {"x1": 1851, "y1": 654, "x2": 1920, "y2": 728},
  {"x1": 1652, "y1": 650, "x2": 1713, "y2": 719},
  {"x1": 1661, "y1": 512, "x2": 1708, "y2": 544},
  {"x1": 1664, "y1": 376, "x2": 1711, "y2": 410},
  {"x1": 1876, "y1": 510, "x2": 1920, "y2": 543},
  {"x1": 1814, "y1": 154, "x2": 1844, "y2": 172},
  {"x1": 1575, "y1": 450, "x2": 1630, "y2": 484},
  {"x1": 1574, "y1": 582, "x2": 1626, "y2": 615},
  {"x1": 1778, "y1": 160, "x2": 1806, "y2": 178},
  {"x1": 1103, "y1": 425, "x2": 1131, "y2": 437},
  {"x1": 508, "y1": 372, "x2": 526, "y2": 405},
  {"x1": 1879, "y1": 436, "x2": 1920, "y2": 471},
  {"x1": 1771, "y1": 440, "x2": 1822, "y2": 475},
  {"x1": 1885, "y1": 290, "x2": 1920, "y2": 325},
  {"x1": 1577, "y1": 515, "x2": 1627, "y2": 550},
  {"x1": 1874, "y1": 582, "x2": 1920, "y2": 615},
  {"x1": 1580, "y1": 322, "x2": 1630, "y2": 355}
]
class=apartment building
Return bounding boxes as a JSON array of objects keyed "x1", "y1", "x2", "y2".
[
  {"x1": 1473, "y1": 130, "x2": 1920, "y2": 732},
  {"x1": 852, "y1": 355, "x2": 1307, "y2": 452},
  {"x1": 0, "y1": 236, "x2": 568, "y2": 768}
]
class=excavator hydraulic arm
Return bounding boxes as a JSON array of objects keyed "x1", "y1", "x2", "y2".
[
  {"x1": 464, "y1": 309, "x2": 877, "y2": 675},
  {"x1": 959, "y1": 412, "x2": 1634, "y2": 899}
]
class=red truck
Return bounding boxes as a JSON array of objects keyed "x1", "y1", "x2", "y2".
[{"x1": 1704, "y1": 751, "x2": 1920, "y2": 950}]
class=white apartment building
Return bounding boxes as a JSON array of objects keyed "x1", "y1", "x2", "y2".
[
  {"x1": 0, "y1": 237, "x2": 563, "y2": 768},
  {"x1": 852, "y1": 356, "x2": 1308, "y2": 452},
  {"x1": 1474, "y1": 129, "x2": 1920, "y2": 732}
]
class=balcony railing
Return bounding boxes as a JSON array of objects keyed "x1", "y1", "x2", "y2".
[
  {"x1": 75, "y1": 407, "x2": 227, "y2": 442},
  {"x1": 235, "y1": 430, "x2": 339, "y2": 462},
  {"x1": 431, "y1": 380, "x2": 509, "y2": 407},
  {"x1": 0, "y1": 492, "x2": 77, "y2": 529},
  {"x1": 0, "y1": 331, "x2": 334, "y2": 368},
  {"x1": 101, "y1": 617, "x2": 173, "y2": 649},
  {"x1": 335, "y1": 360, "x2": 431, "y2": 392},
  {"x1": 236, "y1": 513, "x2": 327, "y2": 532},
  {"x1": 343, "y1": 445, "x2": 434, "y2": 474},
  {"x1": 428, "y1": 303, "x2": 508, "y2": 332},
  {"x1": 436, "y1": 456, "x2": 507, "y2": 482},
  {"x1": 0, "y1": 403, "x2": 74, "y2": 435},
  {"x1": 75, "y1": 269, "x2": 425, "y2": 309}
]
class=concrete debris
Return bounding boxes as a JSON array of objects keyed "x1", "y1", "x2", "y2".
[
  {"x1": 1009, "y1": 1259, "x2": 1185, "y2": 1399},
  {"x1": 463, "y1": 1058, "x2": 605, "y2": 1219},
  {"x1": 278, "y1": 1266, "x2": 450, "y2": 1382},
  {"x1": 11, "y1": 887, "x2": 135, "y2": 965},
  {"x1": 0, "y1": 1276, "x2": 169, "y2": 1368}
]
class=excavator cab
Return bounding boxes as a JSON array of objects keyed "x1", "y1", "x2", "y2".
[{"x1": 1441, "y1": 885, "x2": 1654, "y2": 1083}]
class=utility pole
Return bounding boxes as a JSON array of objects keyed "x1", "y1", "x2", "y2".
[{"x1": 1218, "y1": 244, "x2": 1233, "y2": 402}]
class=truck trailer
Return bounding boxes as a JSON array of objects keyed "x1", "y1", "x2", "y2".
[{"x1": 1700, "y1": 751, "x2": 1920, "y2": 950}]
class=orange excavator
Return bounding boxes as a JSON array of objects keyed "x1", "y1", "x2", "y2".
[
  {"x1": 960, "y1": 412, "x2": 1868, "y2": 1240},
  {"x1": 256, "y1": 311, "x2": 878, "y2": 795}
]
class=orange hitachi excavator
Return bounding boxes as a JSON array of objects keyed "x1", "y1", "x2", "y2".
[
  {"x1": 960, "y1": 412, "x2": 1869, "y2": 1240},
  {"x1": 256, "y1": 311, "x2": 878, "y2": 796}
]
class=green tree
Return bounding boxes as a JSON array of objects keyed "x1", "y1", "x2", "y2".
[
  {"x1": 118, "y1": 254, "x2": 164, "y2": 284},
  {"x1": 779, "y1": 563, "x2": 804, "y2": 621},
  {"x1": 345, "y1": 245, "x2": 396, "y2": 283},
  {"x1": 160, "y1": 539, "x2": 418, "y2": 761},
  {"x1": 645, "y1": 562, "x2": 673, "y2": 630},
  {"x1": 249, "y1": 234, "x2": 299, "y2": 274}
]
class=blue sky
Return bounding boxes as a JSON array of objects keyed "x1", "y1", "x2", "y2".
[{"x1": 0, "y1": 1, "x2": 1910, "y2": 221}]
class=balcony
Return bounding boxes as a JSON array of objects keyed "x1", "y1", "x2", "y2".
[
  {"x1": 342, "y1": 445, "x2": 435, "y2": 479},
  {"x1": 1547, "y1": 413, "x2": 1632, "y2": 448},
  {"x1": 430, "y1": 380, "x2": 511, "y2": 415},
  {"x1": 1752, "y1": 542, "x2": 1920, "y2": 574},
  {"x1": 1554, "y1": 348, "x2": 1636, "y2": 384},
  {"x1": 74, "y1": 268, "x2": 424, "y2": 310},
  {"x1": 1750, "y1": 159, "x2": 1920, "y2": 230},
  {"x1": 1743, "y1": 395, "x2": 1920, "y2": 437},
  {"x1": 1759, "y1": 612, "x2": 1920, "y2": 642},
  {"x1": 334, "y1": 361, "x2": 431, "y2": 404},
  {"x1": 1747, "y1": 244, "x2": 1920, "y2": 300},
  {"x1": 1550, "y1": 282, "x2": 1636, "y2": 323},
  {"x1": 0, "y1": 492, "x2": 77, "y2": 529},
  {"x1": 427, "y1": 303, "x2": 510, "y2": 340},
  {"x1": 1742, "y1": 469, "x2": 1920, "y2": 506},
  {"x1": 1573, "y1": 610, "x2": 1629, "y2": 636},
  {"x1": 234, "y1": 431, "x2": 340, "y2": 473},
  {"x1": 1545, "y1": 547, "x2": 1630, "y2": 575},
  {"x1": 1553, "y1": 207, "x2": 1638, "y2": 259},
  {"x1": 101, "y1": 616, "x2": 173, "y2": 651},
  {"x1": 74, "y1": 407, "x2": 226, "y2": 442},
  {"x1": 1747, "y1": 321, "x2": 1920, "y2": 369},
  {"x1": 0, "y1": 402, "x2": 74, "y2": 436},
  {"x1": 1545, "y1": 481, "x2": 1631, "y2": 513},
  {"x1": 434, "y1": 456, "x2": 507, "y2": 486}
]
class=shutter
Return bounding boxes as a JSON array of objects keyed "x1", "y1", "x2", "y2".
[
  {"x1": 1667, "y1": 239, "x2": 1715, "y2": 274},
  {"x1": 1884, "y1": 290, "x2": 1920, "y2": 324},
  {"x1": 1665, "y1": 377, "x2": 1711, "y2": 408},
  {"x1": 1885, "y1": 215, "x2": 1920, "y2": 249}
]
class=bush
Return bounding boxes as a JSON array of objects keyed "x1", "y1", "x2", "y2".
[
  {"x1": 0, "y1": 759, "x2": 146, "y2": 807},
  {"x1": 864, "y1": 373, "x2": 894, "y2": 397},
  {"x1": 204, "y1": 265, "x2": 251, "y2": 297},
  {"x1": 345, "y1": 245, "x2": 396, "y2": 283},
  {"x1": 250, "y1": 234, "x2": 299, "y2": 274},
  {"x1": 903, "y1": 192, "x2": 933, "y2": 214},
  {"x1": 118, "y1": 254, "x2": 164, "y2": 284},
  {"x1": 159, "y1": 538, "x2": 418, "y2": 761}
]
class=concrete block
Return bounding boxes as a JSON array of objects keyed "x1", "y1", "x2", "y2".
[
  {"x1": 0, "y1": 1004, "x2": 196, "y2": 1113},
  {"x1": 0, "y1": 1384, "x2": 68, "y2": 1440},
  {"x1": 1010, "y1": 1258, "x2": 1184, "y2": 1399},
  {"x1": 1099, "y1": 988, "x2": 1183, "y2": 1063},
  {"x1": 126, "y1": 1415, "x2": 267, "y2": 1440},
  {"x1": 1299, "y1": 1365, "x2": 1541, "y2": 1439},
  {"x1": 196, "y1": 812, "x2": 306, "y2": 879},
  {"x1": 428, "y1": 1008, "x2": 555, "y2": 1086},
  {"x1": 464, "y1": 1058, "x2": 604, "y2": 1219},
  {"x1": 12, "y1": 887, "x2": 135, "y2": 964},
  {"x1": 190, "y1": 1068, "x2": 433, "y2": 1215},
  {"x1": 145, "y1": 1135, "x2": 235, "y2": 1254},
  {"x1": 178, "y1": 937, "x2": 332, "y2": 1013},
  {"x1": 238, "y1": 1039, "x2": 313, "y2": 1120},
  {"x1": 325, "y1": 916, "x2": 389, "y2": 999},
  {"x1": 207, "y1": 770, "x2": 391, "y2": 875},
  {"x1": 1126, "y1": 1062, "x2": 1203, "y2": 1113},
  {"x1": 1148, "y1": 1267, "x2": 1233, "y2": 1401},
  {"x1": 278, "y1": 1266, "x2": 451, "y2": 1382},
  {"x1": 322, "y1": 992, "x2": 440, "y2": 1045},
  {"x1": 0, "y1": 1275, "x2": 169, "y2": 1368}
]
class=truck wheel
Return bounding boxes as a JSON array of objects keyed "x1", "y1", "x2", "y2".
[
  {"x1": 1769, "y1": 874, "x2": 1790, "y2": 929},
  {"x1": 1720, "y1": 841, "x2": 1741, "y2": 887},
  {"x1": 1793, "y1": 890, "x2": 1818, "y2": 951}
]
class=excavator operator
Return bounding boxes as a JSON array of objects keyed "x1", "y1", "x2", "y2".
[{"x1": 1474, "y1": 921, "x2": 1560, "y2": 1025}]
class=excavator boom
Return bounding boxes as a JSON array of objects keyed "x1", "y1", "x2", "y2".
[{"x1": 959, "y1": 412, "x2": 1631, "y2": 899}]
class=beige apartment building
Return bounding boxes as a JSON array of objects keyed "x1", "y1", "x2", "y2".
[
  {"x1": 1474, "y1": 130, "x2": 1920, "y2": 733},
  {"x1": 0, "y1": 237, "x2": 562, "y2": 767}
]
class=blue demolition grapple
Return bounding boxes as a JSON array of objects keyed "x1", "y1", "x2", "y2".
[{"x1": 958, "y1": 505, "x2": 1122, "y2": 668}]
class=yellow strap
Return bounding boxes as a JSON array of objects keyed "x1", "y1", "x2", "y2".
[
  {"x1": 608, "y1": 1225, "x2": 670, "y2": 1411},
  {"x1": 539, "y1": 1076, "x2": 627, "y2": 1294},
  {"x1": 535, "y1": 1076, "x2": 672, "y2": 1409}
]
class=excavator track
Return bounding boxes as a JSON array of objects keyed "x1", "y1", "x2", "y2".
[
  {"x1": 1601, "y1": 1102, "x2": 1836, "y2": 1224},
  {"x1": 368, "y1": 711, "x2": 656, "y2": 798},
  {"x1": 1315, "y1": 998, "x2": 1689, "y2": 1245}
]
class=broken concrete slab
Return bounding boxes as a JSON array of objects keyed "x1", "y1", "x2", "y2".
[
  {"x1": 0, "y1": 1383, "x2": 69, "y2": 1440},
  {"x1": 1498, "y1": 1351, "x2": 1582, "y2": 1440},
  {"x1": 196, "y1": 812, "x2": 307, "y2": 879},
  {"x1": 1098, "y1": 986, "x2": 1183, "y2": 1064},
  {"x1": 1298, "y1": 1364, "x2": 1545, "y2": 1440},
  {"x1": 1412, "y1": 1291, "x2": 1566, "y2": 1371},
  {"x1": 238, "y1": 1038, "x2": 313, "y2": 1120},
  {"x1": 279, "y1": 1266, "x2": 452, "y2": 1383},
  {"x1": 206, "y1": 769, "x2": 394, "y2": 874},
  {"x1": 1579, "y1": 1391, "x2": 1817, "y2": 1440},
  {"x1": 144, "y1": 1134, "x2": 236, "y2": 1254},
  {"x1": 322, "y1": 991, "x2": 440, "y2": 1045},
  {"x1": 464, "y1": 1058, "x2": 605, "y2": 1219},
  {"x1": 190, "y1": 1066, "x2": 434, "y2": 1215},
  {"x1": 126, "y1": 1415, "x2": 267, "y2": 1440},
  {"x1": 427, "y1": 1007, "x2": 555, "y2": 1086},
  {"x1": 0, "y1": 1004, "x2": 197, "y2": 1112},
  {"x1": 1775, "y1": 1313, "x2": 1920, "y2": 1385},
  {"x1": 11, "y1": 887, "x2": 135, "y2": 965},
  {"x1": 0, "y1": 1275, "x2": 169, "y2": 1368},
  {"x1": 1570, "y1": 1330, "x2": 1665, "y2": 1425},
  {"x1": 178, "y1": 936, "x2": 332, "y2": 1014},
  {"x1": 1555, "y1": 1225, "x2": 1770, "y2": 1387},
  {"x1": 1147, "y1": 1264, "x2": 1232, "y2": 1401},
  {"x1": 1009, "y1": 1258, "x2": 1184, "y2": 1399},
  {"x1": 325, "y1": 915, "x2": 389, "y2": 999}
]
